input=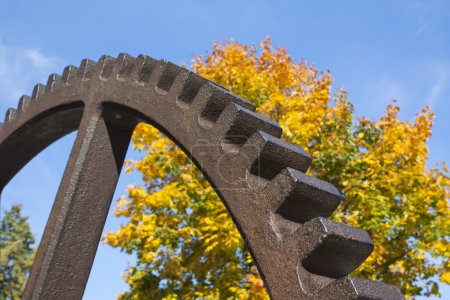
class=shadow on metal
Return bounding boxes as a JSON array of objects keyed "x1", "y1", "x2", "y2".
[{"x1": 0, "y1": 54, "x2": 404, "y2": 299}]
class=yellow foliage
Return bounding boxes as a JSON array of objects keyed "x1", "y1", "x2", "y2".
[{"x1": 104, "y1": 37, "x2": 449, "y2": 299}]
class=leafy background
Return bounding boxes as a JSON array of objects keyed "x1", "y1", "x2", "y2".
[{"x1": 0, "y1": 0, "x2": 449, "y2": 299}]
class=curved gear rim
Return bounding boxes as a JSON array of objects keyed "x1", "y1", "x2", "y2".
[{"x1": 0, "y1": 53, "x2": 404, "y2": 300}]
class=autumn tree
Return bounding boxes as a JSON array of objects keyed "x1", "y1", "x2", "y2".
[
  {"x1": 105, "y1": 38, "x2": 450, "y2": 299},
  {"x1": 0, "y1": 204, "x2": 35, "y2": 300}
]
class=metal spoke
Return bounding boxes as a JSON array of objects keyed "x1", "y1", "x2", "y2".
[
  {"x1": 0, "y1": 54, "x2": 404, "y2": 300},
  {"x1": 23, "y1": 104, "x2": 133, "y2": 300}
]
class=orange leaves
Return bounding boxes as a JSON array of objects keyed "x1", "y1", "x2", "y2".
[
  {"x1": 193, "y1": 38, "x2": 449, "y2": 298},
  {"x1": 105, "y1": 38, "x2": 449, "y2": 299},
  {"x1": 332, "y1": 101, "x2": 450, "y2": 297}
]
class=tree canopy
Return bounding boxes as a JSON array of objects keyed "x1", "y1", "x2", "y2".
[
  {"x1": 0, "y1": 204, "x2": 35, "y2": 300},
  {"x1": 105, "y1": 38, "x2": 450, "y2": 299}
]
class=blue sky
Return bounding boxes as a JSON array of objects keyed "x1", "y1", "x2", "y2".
[{"x1": 0, "y1": 0, "x2": 449, "y2": 299}]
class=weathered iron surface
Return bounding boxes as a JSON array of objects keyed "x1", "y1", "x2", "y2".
[{"x1": 0, "y1": 54, "x2": 405, "y2": 299}]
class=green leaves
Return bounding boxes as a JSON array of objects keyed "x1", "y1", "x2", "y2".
[
  {"x1": 0, "y1": 205, "x2": 35, "y2": 300},
  {"x1": 106, "y1": 38, "x2": 449, "y2": 299}
]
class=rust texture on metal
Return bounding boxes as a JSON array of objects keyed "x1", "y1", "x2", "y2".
[{"x1": 0, "y1": 54, "x2": 405, "y2": 299}]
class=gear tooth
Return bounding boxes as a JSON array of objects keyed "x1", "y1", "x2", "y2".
[
  {"x1": 242, "y1": 131, "x2": 311, "y2": 181},
  {"x1": 209, "y1": 102, "x2": 282, "y2": 150},
  {"x1": 165, "y1": 67, "x2": 190, "y2": 100},
  {"x1": 299, "y1": 217, "x2": 373, "y2": 279},
  {"x1": 210, "y1": 80, "x2": 231, "y2": 92},
  {"x1": 174, "y1": 72, "x2": 208, "y2": 107},
  {"x1": 194, "y1": 83, "x2": 257, "y2": 128},
  {"x1": 115, "y1": 53, "x2": 136, "y2": 80},
  {"x1": 18, "y1": 95, "x2": 31, "y2": 111},
  {"x1": 348, "y1": 277, "x2": 404, "y2": 300},
  {"x1": 62, "y1": 65, "x2": 78, "y2": 84},
  {"x1": 133, "y1": 54, "x2": 158, "y2": 83},
  {"x1": 318, "y1": 277, "x2": 405, "y2": 300},
  {"x1": 97, "y1": 55, "x2": 116, "y2": 79},
  {"x1": 46, "y1": 74, "x2": 61, "y2": 92},
  {"x1": 0, "y1": 54, "x2": 404, "y2": 300},
  {"x1": 158, "y1": 67, "x2": 227, "y2": 105},
  {"x1": 222, "y1": 90, "x2": 255, "y2": 111},
  {"x1": 151, "y1": 60, "x2": 180, "y2": 94},
  {"x1": 31, "y1": 84, "x2": 46, "y2": 101},
  {"x1": 200, "y1": 83, "x2": 255, "y2": 117},
  {"x1": 268, "y1": 168, "x2": 342, "y2": 223},
  {"x1": 4, "y1": 108, "x2": 17, "y2": 123},
  {"x1": 78, "y1": 58, "x2": 97, "y2": 81}
]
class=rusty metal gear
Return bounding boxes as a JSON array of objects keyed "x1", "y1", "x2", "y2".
[{"x1": 0, "y1": 54, "x2": 404, "y2": 299}]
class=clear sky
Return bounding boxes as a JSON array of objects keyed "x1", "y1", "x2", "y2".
[{"x1": 0, "y1": 1, "x2": 449, "y2": 299}]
